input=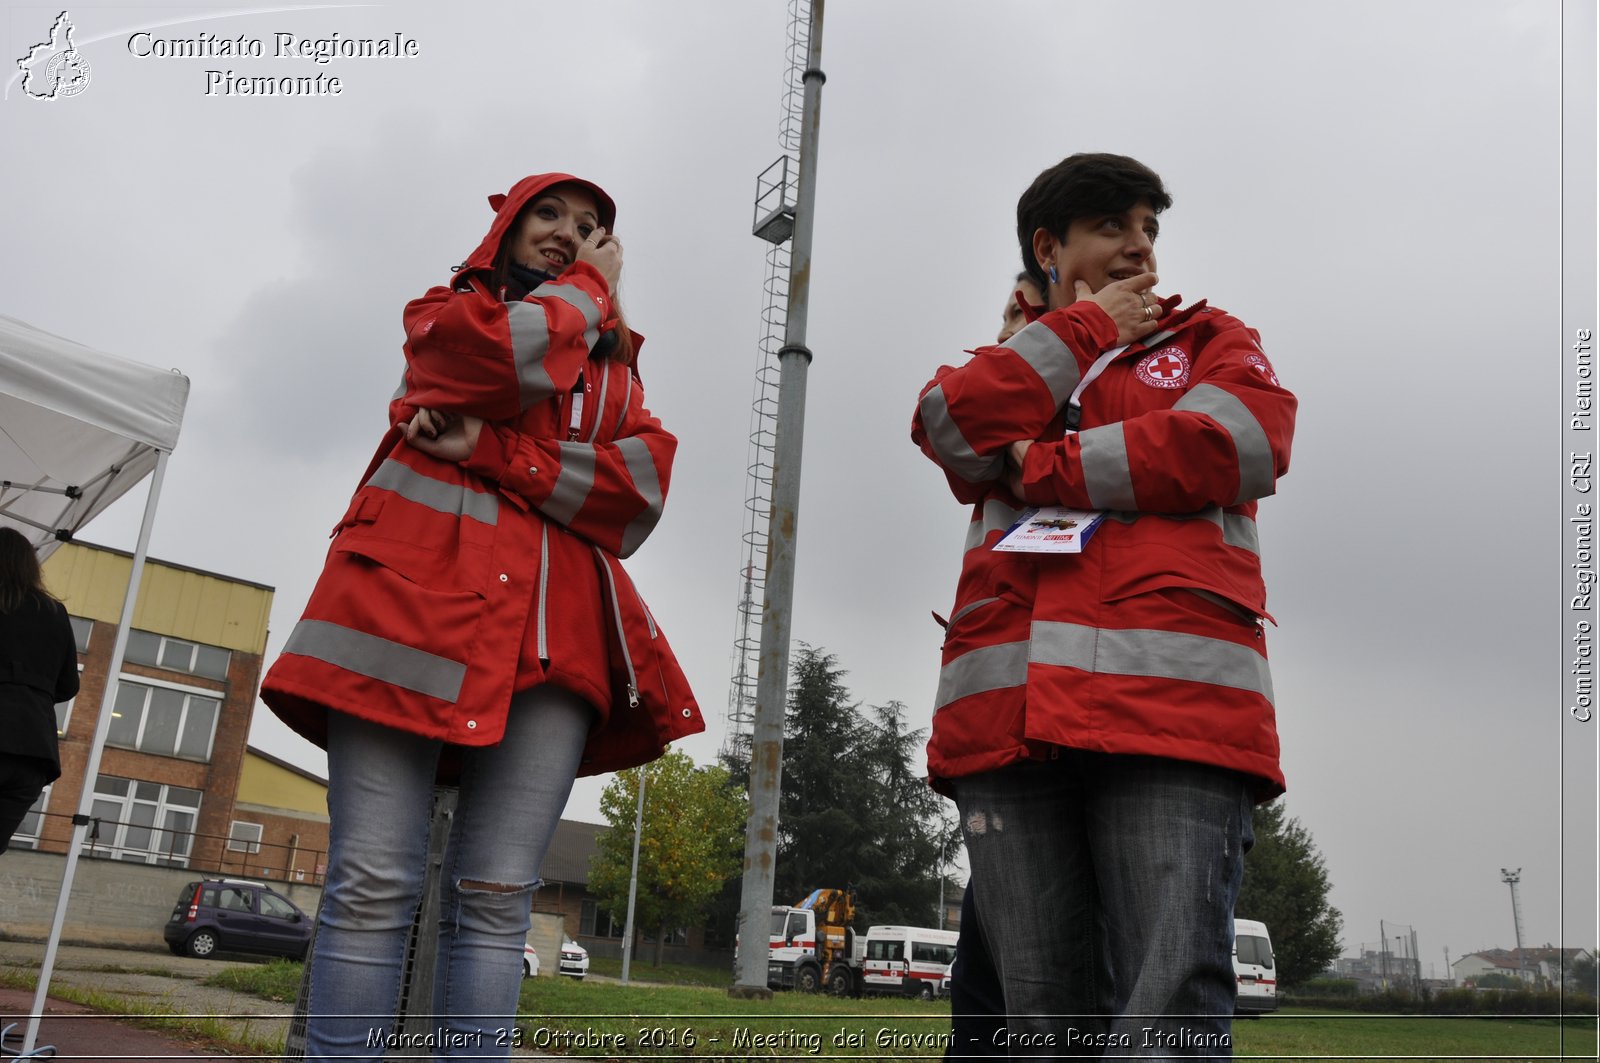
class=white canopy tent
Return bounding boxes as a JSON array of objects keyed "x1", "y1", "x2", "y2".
[
  {"x1": 0, "y1": 313, "x2": 189, "y2": 1055},
  {"x1": 0, "y1": 314, "x2": 188, "y2": 555}
]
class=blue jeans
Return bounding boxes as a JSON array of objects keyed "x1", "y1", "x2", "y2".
[
  {"x1": 303, "y1": 685, "x2": 592, "y2": 1061},
  {"x1": 954, "y1": 753, "x2": 1253, "y2": 1060},
  {"x1": 946, "y1": 881, "x2": 1008, "y2": 1059}
]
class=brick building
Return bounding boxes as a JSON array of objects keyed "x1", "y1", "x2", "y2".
[{"x1": 12, "y1": 541, "x2": 272, "y2": 869}]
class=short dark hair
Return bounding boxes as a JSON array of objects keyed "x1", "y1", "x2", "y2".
[{"x1": 1016, "y1": 153, "x2": 1172, "y2": 291}]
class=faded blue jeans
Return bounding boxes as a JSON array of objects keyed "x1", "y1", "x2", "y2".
[
  {"x1": 303, "y1": 685, "x2": 592, "y2": 1061},
  {"x1": 954, "y1": 753, "x2": 1253, "y2": 1060}
]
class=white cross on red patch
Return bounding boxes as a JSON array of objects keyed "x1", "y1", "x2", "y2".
[{"x1": 1135, "y1": 347, "x2": 1191, "y2": 389}]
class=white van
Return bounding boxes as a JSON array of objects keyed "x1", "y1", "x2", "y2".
[
  {"x1": 861, "y1": 925, "x2": 959, "y2": 999},
  {"x1": 1232, "y1": 918, "x2": 1277, "y2": 1014}
]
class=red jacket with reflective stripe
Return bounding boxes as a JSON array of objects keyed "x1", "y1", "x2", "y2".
[
  {"x1": 263, "y1": 173, "x2": 703, "y2": 778},
  {"x1": 912, "y1": 297, "x2": 1295, "y2": 796}
]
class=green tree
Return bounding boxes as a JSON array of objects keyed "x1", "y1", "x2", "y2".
[
  {"x1": 588, "y1": 751, "x2": 745, "y2": 965},
  {"x1": 1235, "y1": 799, "x2": 1343, "y2": 990},
  {"x1": 768, "y1": 646, "x2": 954, "y2": 928}
]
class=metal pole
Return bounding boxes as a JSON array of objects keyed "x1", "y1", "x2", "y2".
[
  {"x1": 620, "y1": 767, "x2": 647, "y2": 984},
  {"x1": 732, "y1": 0, "x2": 825, "y2": 997},
  {"x1": 25, "y1": 451, "x2": 169, "y2": 1054}
]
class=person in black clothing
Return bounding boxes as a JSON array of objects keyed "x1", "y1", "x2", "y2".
[{"x1": 0, "y1": 527, "x2": 79, "y2": 853}]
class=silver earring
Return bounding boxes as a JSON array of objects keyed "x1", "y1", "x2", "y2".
[{"x1": 1048, "y1": 265, "x2": 1059, "y2": 284}]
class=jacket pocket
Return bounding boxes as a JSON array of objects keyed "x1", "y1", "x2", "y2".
[
  {"x1": 331, "y1": 492, "x2": 492, "y2": 596},
  {"x1": 583, "y1": 547, "x2": 703, "y2": 774}
]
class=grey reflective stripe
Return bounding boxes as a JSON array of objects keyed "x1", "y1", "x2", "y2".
[
  {"x1": 1078, "y1": 424, "x2": 1137, "y2": 510},
  {"x1": 532, "y1": 281, "x2": 602, "y2": 328},
  {"x1": 542, "y1": 444, "x2": 596, "y2": 525},
  {"x1": 613, "y1": 371, "x2": 633, "y2": 437},
  {"x1": 537, "y1": 525, "x2": 550, "y2": 663},
  {"x1": 934, "y1": 640, "x2": 1030, "y2": 711},
  {"x1": 1141, "y1": 329, "x2": 1176, "y2": 349},
  {"x1": 284, "y1": 619, "x2": 465, "y2": 703},
  {"x1": 965, "y1": 499, "x2": 1025, "y2": 553},
  {"x1": 1031, "y1": 620, "x2": 1274, "y2": 704},
  {"x1": 617, "y1": 436, "x2": 664, "y2": 557},
  {"x1": 530, "y1": 281, "x2": 601, "y2": 352},
  {"x1": 1001, "y1": 320, "x2": 1081, "y2": 407},
  {"x1": 948, "y1": 596, "x2": 1000, "y2": 627},
  {"x1": 1101, "y1": 507, "x2": 1260, "y2": 558},
  {"x1": 1173, "y1": 384, "x2": 1276, "y2": 504},
  {"x1": 919, "y1": 385, "x2": 1004, "y2": 483},
  {"x1": 585, "y1": 365, "x2": 611, "y2": 443},
  {"x1": 507, "y1": 301, "x2": 558, "y2": 407},
  {"x1": 368, "y1": 460, "x2": 499, "y2": 526},
  {"x1": 1223, "y1": 512, "x2": 1260, "y2": 556}
]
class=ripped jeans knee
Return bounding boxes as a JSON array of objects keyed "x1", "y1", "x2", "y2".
[{"x1": 444, "y1": 877, "x2": 539, "y2": 939}]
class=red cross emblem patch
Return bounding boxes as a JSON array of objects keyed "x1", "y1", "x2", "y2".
[
  {"x1": 1135, "y1": 347, "x2": 1191, "y2": 389},
  {"x1": 1246, "y1": 352, "x2": 1280, "y2": 387}
]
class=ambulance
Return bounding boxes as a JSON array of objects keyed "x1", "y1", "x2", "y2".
[
  {"x1": 1232, "y1": 918, "x2": 1278, "y2": 1014},
  {"x1": 861, "y1": 925, "x2": 959, "y2": 999}
]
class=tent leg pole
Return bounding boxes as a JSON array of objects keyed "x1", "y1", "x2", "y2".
[{"x1": 23, "y1": 449, "x2": 170, "y2": 1054}]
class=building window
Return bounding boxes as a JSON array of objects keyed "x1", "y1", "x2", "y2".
[
  {"x1": 85, "y1": 776, "x2": 202, "y2": 866},
  {"x1": 125, "y1": 629, "x2": 230, "y2": 681},
  {"x1": 228, "y1": 821, "x2": 263, "y2": 854},
  {"x1": 10, "y1": 786, "x2": 52, "y2": 849},
  {"x1": 580, "y1": 899, "x2": 625, "y2": 939},
  {"x1": 106, "y1": 677, "x2": 219, "y2": 761},
  {"x1": 55, "y1": 665, "x2": 81, "y2": 736},
  {"x1": 68, "y1": 615, "x2": 92, "y2": 653}
]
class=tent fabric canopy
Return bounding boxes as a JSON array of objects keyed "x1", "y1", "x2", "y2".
[{"x1": 0, "y1": 314, "x2": 189, "y2": 559}]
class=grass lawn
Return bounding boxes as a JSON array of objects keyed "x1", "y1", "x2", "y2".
[
  {"x1": 512, "y1": 981, "x2": 1600, "y2": 1060},
  {"x1": 202, "y1": 962, "x2": 1600, "y2": 1059}
]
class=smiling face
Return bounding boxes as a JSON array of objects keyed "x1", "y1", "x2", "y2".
[
  {"x1": 507, "y1": 184, "x2": 602, "y2": 273},
  {"x1": 1034, "y1": 200, "x2": 1160, "y2": 308}
]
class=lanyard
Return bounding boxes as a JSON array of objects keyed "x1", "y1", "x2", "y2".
[{"x1": 1064, "y1": 345, "x2": 1128, "y2": 432}]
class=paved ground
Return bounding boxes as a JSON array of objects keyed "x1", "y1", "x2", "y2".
[
  {"x1": 0, "y1": 941, "x2": 288, "y2": 1059},
  {"x1": 0, "y1": 940, "x2": 570, "y2": 1059}
]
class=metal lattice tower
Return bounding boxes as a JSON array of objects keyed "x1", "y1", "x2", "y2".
[{"x1": 722, "y1": 0, "x2": 812, "y2": 767}]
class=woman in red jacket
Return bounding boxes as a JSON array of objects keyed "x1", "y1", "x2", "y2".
[{"x1": 263, "y1": 173, "x2": 702, "y2": 1060}]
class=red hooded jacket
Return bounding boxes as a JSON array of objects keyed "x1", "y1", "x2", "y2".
[{"x1": 263, "y1": 173, "x2": 702, "y2": 777}]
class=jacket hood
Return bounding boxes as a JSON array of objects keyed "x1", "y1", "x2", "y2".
[{"x1": 456, "y1": 172, "x2": 618, "y2": 280}]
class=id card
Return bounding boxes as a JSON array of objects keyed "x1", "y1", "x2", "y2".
[{"x1": 992, "y1": 506, "x2": 1106, "y2": 554}]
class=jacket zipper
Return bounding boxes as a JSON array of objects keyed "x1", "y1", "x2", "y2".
[
  {"x1": 593, "y1": 546, "x2": 640, "y2": 707},
  {"x1": 536, "y1": 525, "x2": 551, "y2": 664},
  {"x1": 567, "y1": 372, "x2": 586, "y2": 441}
]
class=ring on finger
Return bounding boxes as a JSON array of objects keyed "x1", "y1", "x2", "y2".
[
  {"x1": 1142, "y1": 305, "x2": 1155, "y2": 322},
  {"x1": 1138, "y1": 291, "x2": 1150, "y2": 308}
]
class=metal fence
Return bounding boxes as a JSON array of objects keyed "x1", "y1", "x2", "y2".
[{"x1": 13, "y1": 808, "x2": 327, "y2": 886}]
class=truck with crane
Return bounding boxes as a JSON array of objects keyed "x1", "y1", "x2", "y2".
[{"x1": 763, "y1": 888, "x2": 958, "y2": 999}]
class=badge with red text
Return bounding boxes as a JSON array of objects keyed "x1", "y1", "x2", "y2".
[
  {"x1": 1135, "y1": 347, "x2": 1191, "y2": 389},
  {"x1": 1245, "y1": 351, "x2": 1281, "y2": 387}
]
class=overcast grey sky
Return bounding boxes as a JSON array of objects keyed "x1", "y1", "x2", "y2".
[{"x1": 2, "y1": 0, "x2": 1593, "y2": 977}]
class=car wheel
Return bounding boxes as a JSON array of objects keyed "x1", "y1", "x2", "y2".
[
  {"x1": 523, "y1": 957, "x2": 534, "y2": 978},
  {"x1": 919, "y1": 981, "x2": 934, "y2": 1000},
  {"x1": 796, "y1": 964, "x2": 821, "y2": 993},
  {"x1": 185, "y1": 930, "x2": 218, "y2": 959},
  {"x1": 828, "y1": 967, "x2": 853, "y2": 997}
]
